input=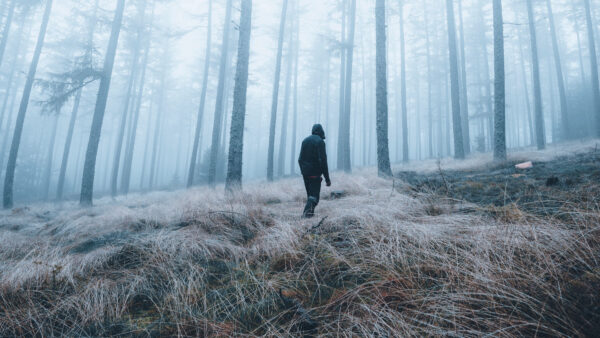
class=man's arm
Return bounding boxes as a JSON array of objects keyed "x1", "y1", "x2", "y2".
[{"x1": 318, "y1": 140, "x2": 331, "y2": 185}]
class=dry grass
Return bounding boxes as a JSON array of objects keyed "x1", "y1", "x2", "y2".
[{"x1": 0, "y1": 143, "x2": 599, "y2": 336}]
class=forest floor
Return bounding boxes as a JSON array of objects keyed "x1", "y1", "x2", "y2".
[{"x1": 0, "y1": 140, "x2": 599, "y2": 336}]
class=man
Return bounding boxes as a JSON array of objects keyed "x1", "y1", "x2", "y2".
[{"x1": 298, "y1": 124, "x2": 331, "y2": 218}]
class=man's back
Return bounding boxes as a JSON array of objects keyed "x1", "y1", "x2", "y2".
[{"x1": 298, "y1": 134, "x2": 327, "y2": 177}]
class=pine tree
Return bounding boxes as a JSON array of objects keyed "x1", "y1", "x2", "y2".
[{"x1": 375, "y1": 0, "x2": 392, "y2": 177}]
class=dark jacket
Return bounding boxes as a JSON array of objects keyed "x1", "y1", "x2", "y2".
[{"x1": 298, "y1": 124, "x2": 330, "y2": 182}]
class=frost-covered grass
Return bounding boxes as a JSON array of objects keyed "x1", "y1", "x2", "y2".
[{"x1": 0, "y1": 142, "x2": 599, "y2": 336}]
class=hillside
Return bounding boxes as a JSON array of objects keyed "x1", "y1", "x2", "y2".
[{"x1": 1, "y1": 141, "x2": 599, "y2": 336}]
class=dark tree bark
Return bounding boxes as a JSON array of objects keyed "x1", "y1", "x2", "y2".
[
  {"x1": 545, "y1": 0, "x2": 569, "y2": 140},
  {"x1": 445, "y1": 0, "x2": 465, "y2": 159},
  {"x1": 208, "y1": 0, "x2": 233, "y2": 186},
  {"x1": 399, "y1": 0, "x2": 408, "y2": 163},
  {"x1": 225, "y1": 0, "x2": 252, "y2": 190},
  {"x1": 338, "y1": 0, "x2": 356, "y2": 172},
  {"x1": 457, "y1": 0, "x2": 470, "y2": 154},
  {"x1": 187, "y1": 0, "x2": 212, "y2": 188},
  {"x1": 526, "y1": 0, "x2": 546, "y2": 150},
  {"x1": 375, "y1": 0, "x2": 392, "y2": 177},
  {"x1": 583, "y1": 0, "x2": 600, "y2": 137},
  {"x1": 79, "y1": 0, "x2": 125, "y2": 206},
  {"x1": 337, "y1": 0, "x2": 346, "y2": 170},
  {"x1": 493, "y1": 0, "x2": 506, "y2": 162},
  {"x1": 267, "y1": 0, "x2": 288, "y2": 181},
  {"x1": 3, "y1": 0, "x2": 53, "y2": 209}
]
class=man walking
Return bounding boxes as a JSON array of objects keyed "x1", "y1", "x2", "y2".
[{"x1": 298, "y1": 124, "x2": 331, "y2": 218}]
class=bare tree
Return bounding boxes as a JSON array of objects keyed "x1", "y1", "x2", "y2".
[
  {"x1": 399, "y1": 0, "x2": 408, "y2": 163},
  {"x1": 445, "y1": 0, "x2": 465, "y2": 159},
  {"x1": 457, "y1": 0, "x2": 470, "y2": 154},
  {"x1": 375, "y1": 0, "x2": 392, "y2": 177},
  {"x1": 526, "y1": 0, "x2": 545, "y2": 150},
  {"x1": 187, "y1": 0, "x2": 212, "y2": 188},
  {"x1": 225, "y1": 0, "x2": 252, "y2": 190},
  {"x1": 493, "y1": 0, "x2": 506, "y2": 162},
  {"x1": 3, "y1": 0, "x2": 53, "y2": 209},
  {"x1": 80, "y1": 0, "x2": 126, "y2": 206},
  {"x1": 338, "y1": 0, "x2": 356, "y2": 172},
  {"x1": 267, "y1": 0, "x2": 289, "y2": 181},
  {"x1": 208, "y1": 0, "x2": 233, "y2": 187},
  {"x1": 583, "y1": 0, "x2": 600, "y2": 137}
]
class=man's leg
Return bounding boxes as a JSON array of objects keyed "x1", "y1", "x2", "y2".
[
  {"x1": 303, "y1": 176, "x2": 315, "y2": 218},
  {"x1": 303, "y1": 177, "x2": 322, "y2": 218}
]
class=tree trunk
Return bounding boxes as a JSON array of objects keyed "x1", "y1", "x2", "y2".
[
  {"x1": 3, "y1": 0, "x2": 53, "y2": 209},
  {"x1": 545, "y1": 0, "x2": 569, "y2": 140},
  {"x1": 208, "y1": 0, "x2": 233, "y2": 186},
  {"x1": 277, "y1": 18, "x2": 294, "y2": 177},
  {"x1": 424, "y1": 2, "x2": 433, "y2": 158},
  {"x1": 79, "y1": 0, "x2": 125, "y2": 206},
  {"x1": 267, "y1": 0, "x2": 289, "y2": 181},
  {"x1": 493, "y1": 0, "x2": 506, "y2": 162},
  {"x1": 525, "y1": 0, "x2": 546, "y2": 150},
  {"x1": 187, "y1": 0, "x2": 212, "y2": 187},
  {"x1": 336, "y1": 0, "x2": 347, "y2": 170},
  {"x1": 149, "y1": 48, "x2": 168, "y2": 190},
  {"x1": 584, "y1": 0, "x2": 600, "y2": 137},
  {"x1": 225, "y1": 0, "x2": 252, "y2": 190},
  {"x1": 56, "y1": 89, "x2": 82, "y2": 200},
  {"x1": 445, "y1": 0, "x2": 465, "y2": 159},
  {"x1": 457, "y1": 0, "x2": 470, "y2": 154},
  {"x1": 339, "y1": 0, "x2": 355, "y2": 172},
  {"x1": 289, "y1": 5, "x2": 299, "y2": 175},
  {"x1": 399, "y1": 0, "x2": 408, "y2": 163},
  {"x1": 42, "y1": 113, "x2": 59, "y2": 200},
  {"x1": 375, "y1": 0, "x2": 392, "y2": 177}
]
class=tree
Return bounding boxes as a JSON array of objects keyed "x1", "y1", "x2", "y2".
[
  {"x1": 493, "y1": 0, "x2": 506, "y2": 162},
  {"x1": 187, "y1": 0, "x2": 212, "y2": 188},
  {"x1": 208, "y1": 0, "x2": 233, "y2": 187},
  {"x1": 375, "y1": 0, "x2": 392, "y2": 177},
  {"x1": 277, "y1": 12, "x2": 294, "y2": 177},
  {"x1": 526, "y1": 0, "x2": 545, "y2": 150},
  {"x1": 457, "y1": 0, "x2": 470, "y2": 154},
  {"x1": 267, "y1": 0, "x2": 289, "y2": 181},
  {"x1": 399, "y1": 0, "x2": 408, "y2": 163},
  {"x1": 338, "y1": 0, "x2": 356, "y2": 172},
  {"x1": 445, "y1": 0, "x2": 465, "y2": 159},
  {"x1": 583, "y1": 0, "x2": 600, "y2": 137},
  {"x1": 225, "y1": 0, "x2": 252, "y2": 190},
  {"x1": 3, "y1": 0, "x2": 53, "y2": 209},
  {"x1": 80, "y1": 0, "x2": 126, "y2": 206}
]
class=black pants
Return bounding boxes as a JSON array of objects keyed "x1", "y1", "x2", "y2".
[{"x1": 303, "y1": 176, "x2": 322, "y2": 218}]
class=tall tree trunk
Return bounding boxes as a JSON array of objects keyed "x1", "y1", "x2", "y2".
[
  {"x1": 526, "y1": 0, "x2": 546, "y2": 149},
  {"x1": 399, "y1": 0, "x2": 408, "y2": 163},
  {"x1": 121, "y1": 2, "x2": 155, "y2": 194},
  {"x1": 517, "y1": 30, "x2": 535, "y2": 145},
  {"x1": 290, "y1": 5, "x2": 299, "y2": 175},
  {"x1": 110, "y1": 1, "x2": 145, "y2": 197},
  {"x1": 187, "y1": 0, "x2": 212, "y2": 187},
  {"x1": 375, "y1": 0, "x2": 392, "y2": 177},
  {"x1": 445, "y1": 0, "x2": 465, "y2": 159},
  {"x1": 336, "y1": 0, "x2": 347, "y2": 170},
  {"x1": 0, "y1": 0, "x2": 15, "y2": 69},
  {"x1": 149, "y1": 48, "x2": 168, "y2": 190},
  {"x1": 493, "y1": 0, "x2": 506, "y2": 162},
  {"x1": 225, "y1": 0, "x2": 252, "y2": 190},
  {"x1": 267, "y1": 0, "x2": 289, "y2": 181},
  {"x1": 277, "y1": 18, "x2": 294, "y2": 177},
  {"x1": 80, "y1": 0, "x2": 125, "y2": 206},
  {"x1": 56, "y1": 89, "x2": 82, "y2": 200},
  {"x1": 584, "y1": 0, "x2": 600, "y2": 137},
  {"x1": 545, "y1": 0, "x2": 569, "y2": 140},
  {"x1": 338, "y1": 0, "x2": 355, "y2": 172},
  {"x1": 424, "y1": 1, "x2": 433, "y2": 158},
  {"x1": 42, "y1": 113, "x2": 59, "y2": 200},
  {"x1": 208, "y1": 0, "x2": 233, "y2": 186},
  {"x1": 476, "y1": 1, "x2": 493, "y2": 150},
  {"x1": 3, "y1": 0, "x2": 53, "y2": 209},
  {"x1": 457, "y1": 0, "x2": 470, "y2": 154}
]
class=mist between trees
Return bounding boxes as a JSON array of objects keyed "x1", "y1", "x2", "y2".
[{"x1": 0, "y1": 0, "x2": 598, "y2": 207}]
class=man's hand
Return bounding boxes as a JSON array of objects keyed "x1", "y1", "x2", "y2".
[{"x1": 326, "y1": 179, "x2": 331, "y2": 187}]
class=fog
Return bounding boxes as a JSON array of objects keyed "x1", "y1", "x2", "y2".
[{"x1": 0, "y1": 0, "x2": 598, "y2": 206}]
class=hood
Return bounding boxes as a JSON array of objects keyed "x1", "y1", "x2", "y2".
[{"x1": 311, "y1": 124, "x2": 326, "y2": 140}]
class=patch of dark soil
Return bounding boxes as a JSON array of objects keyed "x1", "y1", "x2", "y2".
[{"x1": 397, "y1": 151, "x2": 600, "y2": 220}]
